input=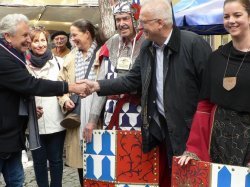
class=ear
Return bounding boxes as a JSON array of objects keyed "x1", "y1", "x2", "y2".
[
  {"x1": 158, "y1": 19, "x2": 165, "y2": 29},
  {"x1": 86, "y1": 30, "x2": 91, "y2": 39},
  {"x1": 3, "y1": 33, "x2": 12, "y2": 43}
]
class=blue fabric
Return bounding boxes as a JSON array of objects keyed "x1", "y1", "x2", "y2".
[
  {"x1": 173, "y1": 0, "x2": 209, "y2": 13},
  {"x1": 0, "y1": 151, "x2": 24, "y2": 187},
  {"x1": 31, "y1": 131, "x2": 66, "y2": 187},
  {"x1": 173, "y1": 0, "x2": 227, "y2": 35}
]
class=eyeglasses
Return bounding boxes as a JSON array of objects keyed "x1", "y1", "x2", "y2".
[
  {"x1": 138, "y1": 19, "x2": 159, "y2": 26},
  {"x1": 54, "y1": 36, "x2": 67, "y2": 41},
  {"x1": 30, "y1": 25, "x2": 45, "y2": 31}
]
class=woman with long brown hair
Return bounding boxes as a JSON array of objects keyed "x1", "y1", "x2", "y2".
[
  {"x1": 58, "y1": 19, "x2": 106, "y2": 186},
  {"x1": 179, "y1": 0, "x2": 250, "y2": 167}
]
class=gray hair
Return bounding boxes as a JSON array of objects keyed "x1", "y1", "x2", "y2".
[
  {"x1": 0, "y1": 14, "x2": 29, "y2": 38},
  {"x1": 141, "y1": 0, "x2": 173, "y2": 25}
]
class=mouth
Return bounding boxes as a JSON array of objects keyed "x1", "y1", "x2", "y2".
[
  {"x1": 22, "y1": 43, "x2": 30, "y2": 48},
  {"x1": 228, "y1": 24, "x2": 238, "y2": 29},
  {"x1": 119, "y1": 25, "x2": 130, "y2": 31}
]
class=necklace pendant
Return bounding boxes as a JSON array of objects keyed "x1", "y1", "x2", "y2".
[{"x1": 223, "y1": 77, "x2": 237, "y2": 91}]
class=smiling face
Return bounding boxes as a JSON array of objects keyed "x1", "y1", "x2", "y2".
[
  {"x1": 115, "y1": 13, "x2": 135, "y2": 40},
  {"x1": 223, "y1": 1, "x2": 250, "y2": 39},
  {"x1": 30, "y1": 32, "x2": 47, "y2": 56},
  {"x1": 138, "y1": 7, "x2": 161, "y2": 42},
  {"x1": 70, "y1": 25, "x2": 90, "y2": 51},
  {"x1": 53, "y1": 34, "x2": 68, "y2": 48},
  {"x1": 4, "y1": 21, "x2": 31, "y2": 53}
]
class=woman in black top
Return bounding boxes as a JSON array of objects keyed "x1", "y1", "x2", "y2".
[{"x1": 179, "y1": 0, "x2": 250, "y2": 167}]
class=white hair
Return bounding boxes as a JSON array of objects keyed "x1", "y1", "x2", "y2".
[
  {"x1": 0, "y1": 14, "x2": 29, "y2": 37},
  {"x1": 141, "y1": 0, "x2": 173, "y2": 25}
]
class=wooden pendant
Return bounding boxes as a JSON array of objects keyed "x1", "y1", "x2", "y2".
[{"x1": 223, "y1": 77, "x2": 236, "y2": 91}]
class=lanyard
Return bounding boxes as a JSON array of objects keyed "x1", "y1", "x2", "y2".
[
  {"x1": 0, "y1": 43, "x2": 26, "y2": 66},
  {"x1": 117, "y1": 33, "x2": 137, "y2": 60}
]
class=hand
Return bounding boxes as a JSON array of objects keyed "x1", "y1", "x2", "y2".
[
  {"x1": 83, "y1": 122, "x2": 97, "y2": 143},
  {"x1": 76, "y1": 79, "x2": 100, "y2": 97},
  {"x1": 36, "y1": 106, "x2": 43, "y2": 119},
  {"x1": 177, "y1": 155, "x2": 193, "y2": 166},
  {"x1": 68, "y1": 82, "x2": 90, "y2": 97},
  {"x1": 64, "y1": 99, "x2": 75, "y2": 111}
]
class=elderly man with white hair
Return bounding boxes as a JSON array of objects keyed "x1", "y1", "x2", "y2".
[
  {"x1": 82, "y1": 0, "x2": 212, "y2": 186},
  {"x1": 0, "y1": 14, "x2": 89, "y2": 186}
]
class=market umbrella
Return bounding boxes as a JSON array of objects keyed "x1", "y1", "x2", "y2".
[{"x1": 173, "y1": 0, "x2": 227, "y2": 35}]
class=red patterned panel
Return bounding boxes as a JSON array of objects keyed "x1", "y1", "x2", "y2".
[
  {"x1": 116, "y1": 130, "x2": 159, "y2": 184},
  {"x1": 171, "y1": 156, "x2": 211, "y2": 187},
  {"x1": 84, "y1": 179, "x2": 115, "y2": 187}
]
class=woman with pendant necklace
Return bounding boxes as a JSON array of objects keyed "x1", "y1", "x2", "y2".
[{"x1": 178, "y1": 0, "x2": 250, "y2": 167}]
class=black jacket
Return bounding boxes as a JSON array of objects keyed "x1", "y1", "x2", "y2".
[
  {"x1": 99, "y1": 26, "x2": 212, "y2": 155},
  {"x1": 0, "y1": 46, "x2": 67, "y2": 153}
]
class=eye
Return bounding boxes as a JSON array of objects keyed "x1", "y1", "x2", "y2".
[
  {"x1": 115, "y1": 18, "x2": 121, "y2": 23},
  {"x1": 234, "y1": 13, "x2": 242, "y2": 17},
  {"x1": 124, "y1": 16, "x2": 130, "y2": 21}
]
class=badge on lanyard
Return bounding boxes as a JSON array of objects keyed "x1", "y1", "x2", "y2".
[{"x1": 116, "y1": 57, "x2": 132, "y2": 70}]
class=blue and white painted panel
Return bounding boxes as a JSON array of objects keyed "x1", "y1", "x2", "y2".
[
  {"x1": 211, "y1": 163, "x2": 250, "y2": 187},
  {"x1": 83, "y1": 130, "x2": 117, "y2": 182}
]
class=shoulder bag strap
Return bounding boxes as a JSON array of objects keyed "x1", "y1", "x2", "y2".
[{"x1": 84, "y1": 46, "x2": 100, "y2": 79}]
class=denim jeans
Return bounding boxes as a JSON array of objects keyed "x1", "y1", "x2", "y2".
[
  {"x1": 0, "y1": 151, "x2": 24, "y2": 187},
  {"x1": 31, "y1": 130, "x2": 66, "y2": 187}
]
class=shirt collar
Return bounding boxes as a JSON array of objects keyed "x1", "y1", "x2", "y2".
[{"x1": 152, "y1": 29, "x2": 173, "y2": 49}]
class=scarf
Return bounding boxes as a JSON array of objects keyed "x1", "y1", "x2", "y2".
[
  {"x1": 0, "y1": 38, "x2": 26, "y2": 67},
  {"x1": 27, "y1": 49, "x2": 53, "y2": 68},
  {"x1": 75, "y1": 40, "x2": 97, "y2": 81},
  {"x1": 0, "y1": 38, "x2": 41, "y2": 150}
]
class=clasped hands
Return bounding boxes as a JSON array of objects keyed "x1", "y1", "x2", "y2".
[{"x1": 70, "y1": 79, "x2": 100, "y2": 98}]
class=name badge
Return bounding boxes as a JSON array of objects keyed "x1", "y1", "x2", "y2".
[{"x1": 116, "y1": 57, "x2": 132, "y2": 70}]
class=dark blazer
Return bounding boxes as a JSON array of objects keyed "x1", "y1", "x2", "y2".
[
  {"x1": 98, "y1": 26, "x2": 212, "y2": 155},
  {"x1": 0, "y1": 46, "x2": 67, "y2": 153}
]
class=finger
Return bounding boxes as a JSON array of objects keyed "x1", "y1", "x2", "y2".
[
  {"x1": 177, "y1": 156, "x2": 183, "y2": 164},
  {"x1": 178, "y1": 156, "x2": 186, "y2": 166},
  {"x1": 76, "y1": 79, "x2": 86, "y2": 84},
  {"x1": 185, "y1": 157, "x2": 192, "y2": 165},
  {"x1": 83, "y1": 129, "x2": 86, "y2": 141},
  {"x1": 69, "y1": 100, "x2": 75, "y2": 106},
  {"x1": 87, "y1": 130, "x2": 91, "y2": 143},
  {"x1": 87, "y1": 129, "x2": 93, "y2": 143}
]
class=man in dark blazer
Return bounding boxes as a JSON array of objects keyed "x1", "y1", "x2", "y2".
[
  {"x1": 81, "y1": 0, "x2": 212, "y2": 186},
  {"x1": 0, "y1": 13, "x2": 88, "y2": 186}
]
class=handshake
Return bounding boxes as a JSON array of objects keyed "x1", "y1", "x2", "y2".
[{"x1": 68, "y1": 79, "x2": 100, "y2": 97}]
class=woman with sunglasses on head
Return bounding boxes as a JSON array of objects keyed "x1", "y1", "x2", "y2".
[
  {"x1": 26, "y1": 26, "x2": 66, "y2": 187},
  {"x1": 57, "y1": 19, "x2": 106, "y2": 186}
]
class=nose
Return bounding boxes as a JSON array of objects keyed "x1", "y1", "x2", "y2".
[
  {"x1": 26, "y1": 35, "x2": 31, "y2": 43},
  {"x1": 228, "y1": 16, "x2": 236, "y2": 24}
]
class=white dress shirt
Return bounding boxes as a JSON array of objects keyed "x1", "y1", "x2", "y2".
[{"x1": 153, "y1": 29, "x2": 173, "y2": 117}]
